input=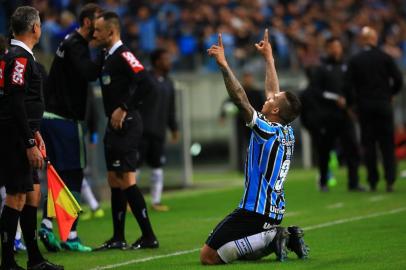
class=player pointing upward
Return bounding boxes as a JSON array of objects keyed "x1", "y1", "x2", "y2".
[{"x1": 200, "y1": 29, "x2": 308, "y2": 265}]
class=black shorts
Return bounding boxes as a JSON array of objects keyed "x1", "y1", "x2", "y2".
[
  {"x1": 104, "y1": 111, "x2": 142, "y2": 172},
  {"x1": 137, "y1": 136, "x2": 165, "y2": 168},
  {"x1": 0, "y1": 122, "x2": 39, "y2": 194},
  {"x1": 205, "y1": 208, "x2": 281, "y2": 250},
  {"x1": 41, "y1": 115, "x2": 86, "y2": 171}
]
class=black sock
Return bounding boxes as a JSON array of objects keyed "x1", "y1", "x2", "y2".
[
  {"x1": 111, "y1": 188, "x2": 127, "y2": 241},
  {"x1": 124, "y1": 185, "x2": 155, "y2": 239},
  {"x1": 0, "y1": 206, "x2": 20, "y2": 267},
  {"x1": 42, "y1": 197, "x2": 48, "y2": 220},
  {"x1": 20, "y1": 205, "x2": 44, "y2": 265}
]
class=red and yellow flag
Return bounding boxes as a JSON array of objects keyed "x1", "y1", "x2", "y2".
[
  {"x1": 46, "y1": 164, "x2": 82, "y2": 242},
  {"x1": 36, "y1": 137, "x2": 81, "y2": 241}
]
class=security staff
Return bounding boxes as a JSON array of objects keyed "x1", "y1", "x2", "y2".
[
  {"x1": 347, "y1": 27, "x2": 403, "y2": 192},
  {"x1": 93, "y1": 11, "x2": 158, "y2": 251},
  {"x1": 313, "y1": 37, "x2": 362, "y2": 192},
  {"x1": 39, "y1": 3, "x2": 101, "y2": 253},
  {"x1": 0, "y1": 6, "x2": 63, "y2": 270},
  {"x1": 137, "y1": 48, "x2": 179, "y2": 212}
]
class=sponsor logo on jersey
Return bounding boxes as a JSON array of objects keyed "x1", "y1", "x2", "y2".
[
  {"x1": 112, "y1": 160, "x2": 121, "y2": 167},
  {"x1": 11, "y1": 58, "x2": 27, "y2": 86},
  {"x1": 121, "y1": 51, "x2": 144, "y2": 73}
]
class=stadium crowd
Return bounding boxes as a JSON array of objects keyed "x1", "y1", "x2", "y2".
[{"x1": 1, "y1": 0, "x2": 406, "y2": 71}]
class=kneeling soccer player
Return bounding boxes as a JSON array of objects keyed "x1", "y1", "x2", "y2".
[{"x1": 201, "y1": 30, "x2": 309, "y2": 265}]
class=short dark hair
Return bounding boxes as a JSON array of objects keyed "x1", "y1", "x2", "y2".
[
  {"x1": 0, "y1": 35, "x2": 7, "y2": 55},
  {"x1": 325, "y1": 36, "x2": 340, "y2": 47},
  {"x1": 97, "y1": 11, "x2": 120, "y2": 31},
  {"x1": 10, "y1": 6, "x2": 40, "y2": 36},
  {"x1": 150, "y1": 48, "x2": 167, "y2": 67},
  {"x1": 279, "y1": 91, "x2": 302, "y2": 124},
  {"x1": 79, "y1": 3, "x2": 101, "y2": 27}
]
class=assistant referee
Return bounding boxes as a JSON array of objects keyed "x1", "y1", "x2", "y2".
[{"x1": 0, "y1": 6, "x2": 63, "y2": 270}]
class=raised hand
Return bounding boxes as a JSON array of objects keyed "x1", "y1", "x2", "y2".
[
  {"x1": 207, "y1": 33, "x2": 228, "y2": 67},
  {"x1": 255, "y1": 29, "x2": 273, "y2": 59}
]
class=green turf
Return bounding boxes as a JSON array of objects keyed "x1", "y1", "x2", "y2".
[{"x1": 14, "y1": 162, "x2": 406, "y2": 269}]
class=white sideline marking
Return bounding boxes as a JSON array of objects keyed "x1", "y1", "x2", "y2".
[
  {"x1": 369, "y1": 195, "x2": 386, "y2": 202},
  {"x1": 326, "y1": 202, "x2": 344, "y2": 209},
  {"x1": 91, "y1": 248, "x2": 200, "y2": 270},
  {"x1": 303, "y1": 207, "x2": 406, "y2": 231},
  {"x1": 91, "y1": 207, "x2": 406, "y2": 270}
]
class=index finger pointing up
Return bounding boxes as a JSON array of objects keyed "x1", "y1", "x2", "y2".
[
  {"x1": 264, "y1": 28, "x2": 269, "y2": 42},
  {"x1": 218, "y1": 33, "x2": 223, "y2": 47}
]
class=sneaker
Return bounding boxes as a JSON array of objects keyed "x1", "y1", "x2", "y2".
[
  {"x1": 94, "y1": 238, "x2": 127, "y2": 251},
  {"x1": 93, "y1": 208, "x2": 105, "y2": 218},
  {"x1": 349, "y1": 185, "x2": 367, "y2": 192},
  {"x1": 287, "y1": 226, "x2": 309, "y2": 259},
  {"x1": 27, "y1": 260, "x2": 64, "y2": 270},
  {"x1": 80, "y1": 211, "x2": 92, "y2": 221},
  {"x1": 151, "y1": 203, "x2": 169, "y2": 212},
  {"x1": 271, "y1": 227, "x2": 289, "y2": 262},
  {"x1": 130, "y1": 237, "x2": 159, "y2": 250},
  {"x1": 61, "y1": 238, "x2": 92, "y2": 252},
  {"x1": 14, "y1": 239, "x2": 27, "y2": 252},
  {"x1": 39, "y1": 228, "x2": 62, "y2": 252}
]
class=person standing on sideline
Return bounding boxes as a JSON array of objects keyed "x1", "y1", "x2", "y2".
[
  {"x1": 0, "y1": 6, "x2": 63, "y2": 270},
  {"x1": 39, "y1": 3, "x2": 102, "y2": 252},
  {"x1": 347, "y1": 26, "x2": 403, "y2": 192},
  {"x1": 313, "y1": 37, "x2": 363, "y2": 192},
  {"x1": 93, "y1": 11, "x2": 159, "y2": 251},
  {"x1": 137, "y1": 48, "x2": 179, "y2": 212}
]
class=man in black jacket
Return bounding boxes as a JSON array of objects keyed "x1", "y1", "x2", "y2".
[
  {"x1": 313, "y1": 37, "x2": 362, "y2": 192},
  {"x1": 0, "y1": 6, "x2": 63, "y2": 270},
  {"x1": 39, "y1": 3, "x2": 101, "y2": 252},
  {"x1": 137, "y1": 49, "x2": 179, "y2": 212},
  {"x1": 93, "y1": 11, "x2": 158, "y2": 251},
  {"x1": 347, "y1": 27, "x2": 403, "y2": 192}
]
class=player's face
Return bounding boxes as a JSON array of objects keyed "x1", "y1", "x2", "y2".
[
  {"x1": 158, "y1": 52, "x2": 172, "y2": 73},
  {"x1": 261, "y1": 92, "x2": 286, "y2": 117},
  {"x1": 93, "y1": 18, "x2": 110, "y2": 48},
  {"x1": 327, "y1": 40, "x2": 343, "y2": 60},
  {"x1": 33, "y1": 19, "x2": 41, "y2": 44}
]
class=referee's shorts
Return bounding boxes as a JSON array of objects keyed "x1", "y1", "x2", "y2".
[
  {"x1": 0, "y1": 120, "x2": 39, "y2": 194},
  {"x1": 104, "y1": 111, "x2": 142, "y2": 172},
  {"x1": 41, "y1": 112, "x2": 86, "y2": 172}
]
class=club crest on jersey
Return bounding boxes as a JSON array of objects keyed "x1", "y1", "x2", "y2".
[
  {"x1": 102, "y1": 74, "x2": 111, "y2": 85},
  {"x1": 11, "y1": 58, "x2": 27, "y2": 86},
  {"x1": 121, "y1": 51, "x2": 144, "y2": 73}
]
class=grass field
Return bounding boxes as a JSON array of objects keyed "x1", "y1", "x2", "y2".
[{"x1": 14, "y1": 162, "x2": 406, "y2": 270}]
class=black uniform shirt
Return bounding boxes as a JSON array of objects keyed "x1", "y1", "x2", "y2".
[
  {"x1": 100, "y1": 41, "x2": 149, "y2": 117},
  {"x1": 313, "y1": 57, "x2": 349, "y2": 117},
  {"x1": 0, "y1": 40, "x2": 44, "y2": 147},
  {"x1": 347, "y1": 46, "x2": 403, "y2": 111},
  {"x1": 45, "y1": 31, "x2": 100, "y2": 120},
  {"x1": 138, "y1": 70, "x2": 178, "y2": 139}
]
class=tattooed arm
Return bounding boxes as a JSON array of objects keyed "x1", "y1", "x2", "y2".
[
  {"x1": 255, "y1": 29, "x2": 280, "y2": 98},
  {"x1": 207, "y1": 34, "x2": 254, "y2": 123}
]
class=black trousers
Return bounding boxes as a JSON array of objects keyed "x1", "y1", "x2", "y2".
[
  {"x1": 359, "y1": 108, "x2": 396, "y2": 188},
  {"x1": 313, "y1": 114, "x2": 360, "y2": 189}
]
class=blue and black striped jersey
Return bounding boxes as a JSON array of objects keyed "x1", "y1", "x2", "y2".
[{"x1": 239, "y1": 111, "x2": 295, "y2": 221}]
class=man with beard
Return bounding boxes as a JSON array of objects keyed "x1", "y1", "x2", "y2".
[{"x1": 39, "y1": 3, "x2": 102, "y2": 252}]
